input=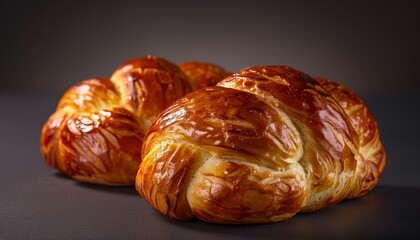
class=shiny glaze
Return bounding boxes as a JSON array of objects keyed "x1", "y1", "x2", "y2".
[
  {"x1": 219, "y1": 66, "x2": 359, "y2": 211},
  {"x1": 179, "y1": 62, "x2": 231, "y2": 90},
  {"x1": 41, "y1": 79, "x2": 144, "y2": 185},
  {"x1": 149, "y1": 87, "x2": 302, "y2": 169},
  {"x1": 138, "y1": 87, "x2": 306, "y2": 222},
  {"x1": 316, "y1": 78, "x2": 386, "y2": 198},
  {"x1": 110, "y1": 56, "x2": 192, "y2": 129},
  {"x1": 40, "y1": 56, "x2": 228, "y2": 185},
  {"x1": 137, "y1": 65, "x2": 385, "y2": 223}
]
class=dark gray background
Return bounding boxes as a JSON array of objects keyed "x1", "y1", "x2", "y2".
[
  {"x1": 1, "y1": 0, "x2": 419, "y2": 96},
  {"x1": 1, "y1": 1, "x2": 420, "y2": 239}
]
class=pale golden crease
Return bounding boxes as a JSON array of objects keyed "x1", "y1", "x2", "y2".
[
  {"x1": 40, "y1": 56, "x2": 229, "y2": 186},
  {"x1": 136, "y1": 65, "x2": 385, "y2": 224}
]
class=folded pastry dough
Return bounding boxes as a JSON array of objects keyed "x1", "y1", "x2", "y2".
[
  {"x1": 136, "y1": 65, "x2": 385, "y2": 223},
  {"x1": 40, "y1": 56, "x2": 229, "y2": 185}
]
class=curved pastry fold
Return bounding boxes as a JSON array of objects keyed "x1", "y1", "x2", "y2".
[
  {"x1": 40, "y1": 56, "x2": 229, "y2": 185},
  {"x1": 136, "y1": 65, "x2": 385, "y2": 223}
]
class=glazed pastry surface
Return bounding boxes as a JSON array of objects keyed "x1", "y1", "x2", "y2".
[
  {"x1": 40, "y1": 56, "x2": 229, "y2": 185},
  {"x1": 136, "y1": 66, "x2": 385, "y2": 223}
]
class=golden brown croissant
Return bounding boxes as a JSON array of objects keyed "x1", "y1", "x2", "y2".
[
  {"x1": 136, "y1": 65, "x2": 385, "y2": 223},
  {"x1": 40, "y1": 56, "x2": 229, "y2": 186}
]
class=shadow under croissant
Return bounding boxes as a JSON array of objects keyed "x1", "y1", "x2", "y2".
[
  {"x1": 53, "y1": 172, "x2": 138, "y2": 195},
  {"x1": 153, "y1": 185, "x2": 420, "y2": 239},
  {"x1": 50, "y1": 172, "x2": 419, "y2": 238}
]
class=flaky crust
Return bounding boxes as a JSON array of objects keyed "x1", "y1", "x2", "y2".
[
  {"x1": 136, "y1": 66, "x2": 385, "y2": 223},
  {"x1": 315, "y1": 78, "x2": 386, "y2": 198},
  {"x1": 40, "y1": 56, "x2": 229, "y2": 185},
  {"x1": 179, "y1": 62, "x2": 231, "y2": 90}
]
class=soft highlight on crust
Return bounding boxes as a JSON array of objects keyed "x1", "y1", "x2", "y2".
[
  {"x1": 40, "y1": 56, "x2": 229, "y2": 186},
  {"x1": 314, "y1": 77, "x2": 386, "y2": 199},
  {"x1": 136, "y1": 65, "x2": 385, "y2": 223}
]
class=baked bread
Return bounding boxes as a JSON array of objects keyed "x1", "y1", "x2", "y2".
[
  {"x1": 40, "y1": 56, "x2": 229, "y2": 186},
  {"x1": 136, "y1": 65, "x2": 385, "y2": 223}
]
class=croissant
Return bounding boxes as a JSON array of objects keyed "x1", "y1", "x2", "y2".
[
  {"x1": 40, "y1": 56, "x2": 230, "y2": 186},
  {"x1": 136, "y1": 65, "x2": 386, "y2": 224}
]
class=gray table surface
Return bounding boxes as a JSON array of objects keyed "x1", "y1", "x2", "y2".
[{"x1": 1, "y1": 93, "x2": 419, "y2": 239}]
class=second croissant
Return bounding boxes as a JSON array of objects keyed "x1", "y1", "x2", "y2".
[{"x1": 40, "y1": 55, "x2": 230, "y2": 185}]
